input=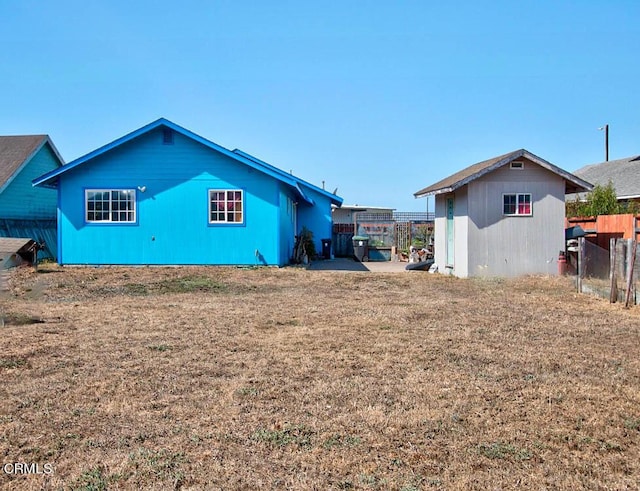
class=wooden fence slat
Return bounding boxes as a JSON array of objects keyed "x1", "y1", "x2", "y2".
[
  {"x1": 625, "y1": 239, "x2": 637, "y2": 308},
  {"x1": 578, "y1": 237, "x2": 585, "y2": 293},
  {"x1": 610, "y1": 238, "x2": 617, "y2": 303}
]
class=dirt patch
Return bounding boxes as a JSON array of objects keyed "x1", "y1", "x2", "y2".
[{"x1": 0, "y1": 264, "x2": 639, "y2": 490}]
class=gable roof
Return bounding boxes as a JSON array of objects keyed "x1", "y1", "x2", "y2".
[
  {"x1": 414, "y1": 149, "x2": 593, "y2": 198},
  {"x1": 572, "y1": 155, "x2": 640, "y2": 200},
  {"x1": 32, "y1": 118, "x2": 342, "y2": 206},
  {"x1": 0, "y1": 135, "x2": 64, "y2": 194}
]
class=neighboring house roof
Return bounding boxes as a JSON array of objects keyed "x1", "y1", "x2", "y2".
[
  {"x1": 32, "y1": 118, "x2": 343, "y2": 206},
  {"x1": 414, "y1": 149, "x2": 593, "y2": 198},
  {"x1": 0, "y1": 135, "x2": 64, "y2": 194},
  {"x1": 571, "y1": 155, "x2": 640, "y2": 200}
]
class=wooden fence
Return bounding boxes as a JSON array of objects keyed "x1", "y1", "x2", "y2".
[
  {"x1": 576, "y1": 236, "x2": 639, "y2": 307},
  {"x1": 567, "y1": 214, "x2": 640, "y2": 250}
]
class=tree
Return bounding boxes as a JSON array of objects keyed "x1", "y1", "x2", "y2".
[{"x1": 566, "y1": 181, "x2": 621, "y2": 217}]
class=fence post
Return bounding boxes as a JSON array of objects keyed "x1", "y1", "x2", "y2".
[
  {"x1": 610, "y1": 238, "x2": 617, "y2": 303},
  {"x1": 577, "y1": 237, "x2": 585, "y2": 293},
  {"x1": 625, "y1": 239, "x2": 637, "y2": 308}
]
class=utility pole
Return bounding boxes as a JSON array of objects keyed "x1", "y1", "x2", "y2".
[{"x1": 599, "y1": 124, "x2": 609, "y2": 161}]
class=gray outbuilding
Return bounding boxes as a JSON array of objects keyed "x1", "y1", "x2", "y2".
[{"x1": 414, "y1": 149, "x2": 592, "y2": 278}]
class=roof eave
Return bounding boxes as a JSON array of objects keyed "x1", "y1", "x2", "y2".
[
  {"x1": 413, "y1": 150, "x2": 526, "y2": 199},
  {"x1": 33, "y1": 119, "x2": 345, "y2": 207},
  {"x1": 414, "y1": 186, "x2": 454, "y2": 198},
  {"x1": 43, "y1": 136, "x2": 65, "y2": 168},
  {"x1": 233, "y1": 148, "x2": 343, "y2": 205}
]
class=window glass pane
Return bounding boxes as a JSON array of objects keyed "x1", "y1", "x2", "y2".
[
  {"x1": 503, "y1": 195, "x2": 516, "y2": 215},
  {"x1": 210, "y1": 189, "x2": 243, "y2": 223},
  {"x1": 518, "y1": 194, "x2": 531, "y2": 215},
  {"x1": 86, "y1": 189, "x2": 135, "y2": 222}
]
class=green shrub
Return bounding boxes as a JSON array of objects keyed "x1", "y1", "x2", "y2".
[{"x1": 567, "y1": 181, "x2": 621, "y2": 217}]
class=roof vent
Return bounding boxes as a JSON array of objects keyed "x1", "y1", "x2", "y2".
[
  {"x1": 510, "y1": 161, "x2": 524, "y2": 169},
  {"x1": 162, "y1": 128, "x2": 174, "y2": 145}
]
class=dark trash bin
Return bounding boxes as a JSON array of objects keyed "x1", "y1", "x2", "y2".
[
  {"x1": 352, "y1": 236, "x2": 369, "y2": 262},
  {"x1": 321, "y1": 238, "x2": 332, "y2": 259}
]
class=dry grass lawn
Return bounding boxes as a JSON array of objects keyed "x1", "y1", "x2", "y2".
[{"x1": 0, "y1": 264, "x2": 639, "y2": 490}]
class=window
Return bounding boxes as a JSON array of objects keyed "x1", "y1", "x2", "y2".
[
  {"x1": 503, "y1": 193, "x2": 531, "y2": 216},
  {"x1": 510, "y1": 161, "x2": 524, "y2": 170},
  {"x1": 86, "y1": 189, "x2": 136, "y2": 223},
  {"x1": 209, "y1": 190, "x2": 244, "y2": 223}
]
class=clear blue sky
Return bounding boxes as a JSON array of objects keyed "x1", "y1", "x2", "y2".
[{"x1": 2, "y1": 1, "x2": 638, "y2": 212}]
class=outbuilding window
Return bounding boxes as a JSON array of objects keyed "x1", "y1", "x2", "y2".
[
  {"x1": 503, "y1": 193, "x2": 532, "y2": 216},
  {"x1": 209, "y1": 189, "x2": 244, "y2": 223},
  {"x1": 86, "y1": 189, "x2": 136, "y2": 223}
]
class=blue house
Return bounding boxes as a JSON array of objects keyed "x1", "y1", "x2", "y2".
[
  {"x1": 0, "y1": 135, "x2": 64, "y2": 259},
  {"x1": 33, "y1": 118, "x2": 342, "y2": 266}
]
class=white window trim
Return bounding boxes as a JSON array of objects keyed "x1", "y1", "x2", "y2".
[
  {"x1": 502, "y1": 193, "x2": 532, "y2": 216},
  {"x1": 510, "y1": 161, "x2": 524, "y2": 170},
  {"x1": 209, "y1": 189, "x2": 244, "y2": 224},
  {"x1": 85, "y1": 189, "x2": 136, "y2": 223}
]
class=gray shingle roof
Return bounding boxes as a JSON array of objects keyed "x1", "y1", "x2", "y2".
[
  {"x1": 572, "y1": 155, "x2": 640, "y2": 199},
  {"x1": 0, "y1": 135, "x2": 49, "y2": 190},
  {"x1": 414, "y1": 149, "x2": 592, "y2": 197}
]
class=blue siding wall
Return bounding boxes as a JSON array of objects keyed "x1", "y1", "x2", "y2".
[
  {"x1": 0, "y1": 143, "x2": 59, "y2": 219},
  {"x1": 58, "y1": 129, "x2": 283, "y2": 265},
  {"x1": 297, "y1": 186, "x2": 334, "y2": 253},
  {"x1": 277, "y1": 186, "x2": 296, "y2": 264}
]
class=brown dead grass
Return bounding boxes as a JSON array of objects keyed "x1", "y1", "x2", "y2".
[{"x1": 0, "y1": 264, "x2": 639, "y2": 490}]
